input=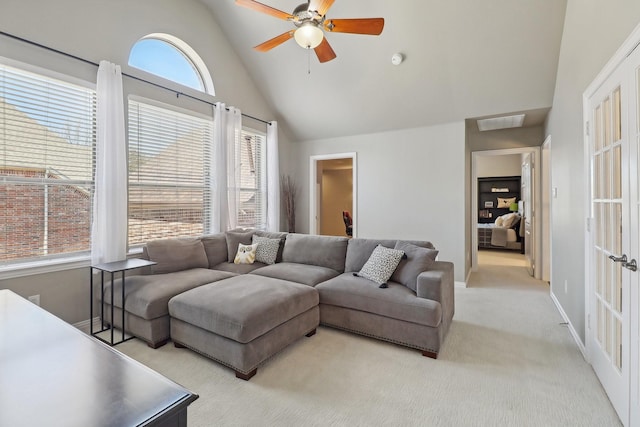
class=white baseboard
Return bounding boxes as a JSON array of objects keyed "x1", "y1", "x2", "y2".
[
  {"x1": 550, "y1": 290, "x2": 586, "y2": 359},
  {"x1": 73, "y1": 317, "x2": 101, "y2": 334},
  {"x1": 455, "y1": 270, "x2": 472, "y2": 288}
]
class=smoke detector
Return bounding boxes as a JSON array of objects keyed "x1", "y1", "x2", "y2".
[{"x1": 391, "y1": 53, "x2": 404, "y2": 65}]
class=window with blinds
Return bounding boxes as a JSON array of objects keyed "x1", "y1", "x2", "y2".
[
  {"x1": 0, "y1": 62, "x2": 96, "y2": 264},
  {"x1": 235, "y1": 129, "x2": 266, "y2": 229},
  {"x1": 128, "y1": 99, "x2": 213, "y2": 246}
]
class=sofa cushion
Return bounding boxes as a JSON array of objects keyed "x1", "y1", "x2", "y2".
[
  {"x1": 254, "y1": 230, "x2": 287, "y2": 262},
  {"x1": 316, "y1": 273, "x2": 442, "y2": 327},
  {"x1": 344, "y1": 238, "x2": 397, "y2": 272},
  {"x1": 403, "y1": 240, "x2": 436, "y2": 250},
  {"x1": 213, "y1": 261, "x2": 267, "y2": 274},
  {"x1": 250, "y1": 262, "x2": 341, "y2": 287},
  {"x1": 356, "y1": 245, "x2": 405, "y2": 286},
  {"x1": 103, "y1": 268, "x2": 236, "y2": 320},
  {"x1": 344, "y1": 239, "x2": 435, "y2": 273},
  {"x1": 282, "y1": 233, "x2": 348, "y2": 272},
  {"x1": 146, "y1": 238, "x2": 208, "y2": 274},
  {"x1": 252, "y1": 235, "x2": 280, "y2": 265},
  {"x1": 201, "y1": 233, "x2": 228, "y2": 268},
  {"x1": 225, "y1": 230, "x2": 256, "y2": 262},
  {"x1": 391, "y1": 241, "x2": 439, "y2": 292},
  {"x1": 168, "y1": 275, "x2": 319, "y2": 343}
]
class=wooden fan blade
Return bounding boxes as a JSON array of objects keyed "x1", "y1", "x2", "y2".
[
  {"x1": 254, "y1": 30, "x2": 295, "y2": 52},
  {"x1": 236, "y1": 0, "x2": 293, "y2": 21},
  {"x1": 314, "y1": 37, "x2": 337, "y2": 63},
  {"x1": 308, "y1": 0, "x2": 335, "y2": 17},
  {"x1": 325, "y1": 18, "x2": 385, "y2": 35}
]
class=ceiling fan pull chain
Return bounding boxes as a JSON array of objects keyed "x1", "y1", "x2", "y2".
[{"x1": 308, "y1": 48, "x2": 312, "y2": 75}]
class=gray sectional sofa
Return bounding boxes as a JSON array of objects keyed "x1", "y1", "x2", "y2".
[{"x1": 100, "y1": 230, "x2": 454, "y2": 380}]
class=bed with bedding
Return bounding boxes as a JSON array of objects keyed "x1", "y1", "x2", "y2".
[{"x1": 477, "y1": 213, "x2": 523, "y2": 252}]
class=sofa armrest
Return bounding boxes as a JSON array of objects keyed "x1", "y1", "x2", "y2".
[
  {"x1": 416, "y1": 261, "x2": 452, "y2": 301},
  {"x1": 416, "y1": 261, "x2": 455, "y2": 328}
]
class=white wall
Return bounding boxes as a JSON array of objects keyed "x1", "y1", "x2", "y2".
[
  {"x1": 546, "y1": 0, "x2": 640, "y2": 343},
  {"x1": 468, "y1": 125, "x2": 545, "y2": 152},
  {"x1": 0, "y1": 0, "x2": 285, "y2": 324},
  {"x1": 476, "y1": 154, "x2": 522, "y2": 178},
  {"x1": 292, "y1": 122, "x2": 467, "y2": 282}
]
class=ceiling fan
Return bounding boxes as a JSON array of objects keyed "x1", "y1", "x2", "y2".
[{"x1": 236, "y1": 0, "x2": 384, "y2": 63}]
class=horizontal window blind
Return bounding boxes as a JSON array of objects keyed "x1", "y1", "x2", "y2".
[
  {"x1": 235, "y1": 130, "x2": 266, "y2": 229},
  {"x1": 128, "y1": 100, "x2": 213, "y2": 246},
  {"x1": 0, "y1": 63, "x2": 95, "y2": 264}
]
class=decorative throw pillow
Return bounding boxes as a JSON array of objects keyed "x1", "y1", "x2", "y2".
[
  {"x1": 391, "y1": 241, "x2": 439, "y2": 292},
  {"x1": 495, "y1": 217, "x2": 504, "y2": 227},
  {"x1": 234, "y1": 243, "x2": 258, "y2": 264},
  {"x1": 500, "y1": 213, "x2": 519, "y2": 228},
  {"x1": 225, "y1": 230, "x2": 255, "y2": 262},
  {"x1": 252, "y1": 235, "x2": 280, "y2": 265},
  {"x1": 355, "y1": 245, "x2": 405, "y2": 286},
  {"x1": 497, "y1": 197, "x2": 516, "y2": 208}
]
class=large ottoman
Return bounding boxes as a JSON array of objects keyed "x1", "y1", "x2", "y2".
[{"x1": 168, "y1": 275, "x2": 319, "y2": 380}]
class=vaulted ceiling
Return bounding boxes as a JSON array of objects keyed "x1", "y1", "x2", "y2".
[{"x1": 200, "y1": 0, "x2": 567, "y2": 141}]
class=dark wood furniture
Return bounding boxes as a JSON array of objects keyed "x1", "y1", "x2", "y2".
[
  {"x1": 91, "y1": 258, "x2": 156, "y2": 346},
  {"x1": 477, "y1": 176, "x2": 521, "y2": 223},
  {"x1": 477, "y1": 176, "x2": 523, "y2": 252},
  {"x1": 0, "y1": 289, "x2": 198, "y2": 427}
]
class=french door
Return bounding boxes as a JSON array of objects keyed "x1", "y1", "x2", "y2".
[
  {"x1": 586, "y1": 44, "x2": 640, "y2": 426},
  {"x1": 628, "y1": 44, "x2": 640, "y2": 427}
]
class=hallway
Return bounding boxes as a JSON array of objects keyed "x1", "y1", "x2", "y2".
[
  {"x1": 449, "y1": 249, "x2": 620, "y2": 424},
  {"x1": 470, "y1": 249, "x2": 543, "y2": 290}
]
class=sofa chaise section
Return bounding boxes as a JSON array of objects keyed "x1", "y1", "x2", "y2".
[
  {"x1": 102, "y1": 268, "x2": 235, "y2": 348},
  {"x1": 99, "y1": 237, "x2": 236, "y2": 348}
]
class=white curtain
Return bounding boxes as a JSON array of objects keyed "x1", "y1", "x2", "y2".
[
  {"x1": 91, "y1": 61, "x2": 127, "y2": 264},
  {"x1": 266, "y1": 121, "x2": 280, "y2": 231},
  {"x1": 213, "y1": 102, "x2": 242, "y2": 232}
]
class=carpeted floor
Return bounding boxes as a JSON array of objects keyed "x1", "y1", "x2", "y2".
[{"x1": 115, "y1": 250, "x2": 621, "y2": 426}]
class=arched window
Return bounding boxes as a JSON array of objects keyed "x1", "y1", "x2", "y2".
[{"x1": 128, "y1": 33, "x2": 214, "y2": 95}]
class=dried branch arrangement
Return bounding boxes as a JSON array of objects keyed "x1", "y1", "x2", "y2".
[{"x1": 281, "y1": 175, "x2": 297, "y2": 233}]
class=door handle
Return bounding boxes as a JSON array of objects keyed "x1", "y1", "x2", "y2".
[
  {"x1": 609, "y1": 254, "x2": 628, "y2": 263},
  {"x1": 623, "y1": 259, "x2": 638, "y2": 272}
]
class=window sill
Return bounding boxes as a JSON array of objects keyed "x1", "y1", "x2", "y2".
[
  {"x1": 0, "y1": 249, "x2": 145, "y2": 280},
  {"x1": 0, "y1": 255, "x2": 92, "y2": 280}
]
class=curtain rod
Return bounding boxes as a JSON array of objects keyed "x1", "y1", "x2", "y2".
[{"x1": 0, "y1": 30, "x2": 271, "y2": 126}]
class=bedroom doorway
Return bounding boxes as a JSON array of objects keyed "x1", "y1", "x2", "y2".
[
  {"x1": 309, "y1": 153, "x2": 357, "y2": 237},
  {"x1": 471, "y1": 147, "x2": 542, "y2": 278}
]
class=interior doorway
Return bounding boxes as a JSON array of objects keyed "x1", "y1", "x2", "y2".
[
  {"x1": 309, "y1": 153, "x2": 357, "y2": 237},
  {"x1": 471, "y1": 147, "x2": 542, "y2": 279}
]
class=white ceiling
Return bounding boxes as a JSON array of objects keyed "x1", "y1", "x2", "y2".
[{"x1": 200, "y1": 0, "x2": 567, "y2": 141}]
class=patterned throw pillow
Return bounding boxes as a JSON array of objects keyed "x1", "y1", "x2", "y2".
[
  {"x1": 356, "y1": 245, "x2": 405, "y2": 286},
  {"x1": 391, "y1": 242, "x2": 439, "y2": 292},
  {"x1": 252, "y1": 235, "x2": 280, "y2": 265},
  {"x1": 234, "y1": 243, "x2": 258, "y2": 264}
]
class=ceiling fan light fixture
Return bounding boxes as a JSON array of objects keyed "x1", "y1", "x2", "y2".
[{"x1": 294, "y1": 22, "x2": 324, "y2": 49}]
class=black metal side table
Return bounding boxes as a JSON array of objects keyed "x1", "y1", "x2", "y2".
[{"x1": 90, "y1": 258, "x2": 156, "y2": 346}]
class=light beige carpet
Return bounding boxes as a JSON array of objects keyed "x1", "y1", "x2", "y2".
[{"x1": 116, "y1": 252, "x2": 620, "y2": 426}]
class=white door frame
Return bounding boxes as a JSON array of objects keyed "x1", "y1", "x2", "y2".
[
  {"x1": 582, "y1": 22, "x2": 640, "y2": 426},
  {"x1": 309, "y1": 152, "x2": 357, "y2": 236},
  {"x1": 471, "y1": 147, "x2": 542, "y2": 278},
  {"x1": 541, "y1": 136, "x2": 552, "y2": 283}
]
